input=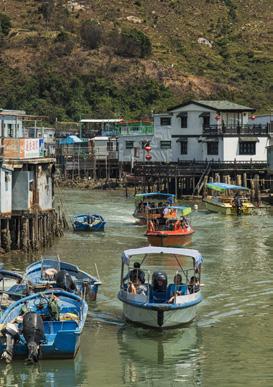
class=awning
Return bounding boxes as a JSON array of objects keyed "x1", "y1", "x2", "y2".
[
  {"x1": 198, "y1": 137, "x2": 219, "y2": 143},
  {"x1": 199, "y1": 112, "x2": 210, "y2": 117},
  {"x1": 176, "y1": 138, "x2": 188, "y2": 142},
  {"x1": 177, "y1": 112, "x2": 187, "y2": 118},
  {"x1": 239, "y1": 137, "x2": 259, "y2": 142},
  {"x1": 122, "y1": 246, "x2": 203, "y2": 268}
]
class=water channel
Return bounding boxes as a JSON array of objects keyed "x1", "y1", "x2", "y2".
[{"x1": 0, "y1": 189, "x2": 273, "y2": 386}]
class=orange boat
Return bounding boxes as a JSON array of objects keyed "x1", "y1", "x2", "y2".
[{"x1": 145, "y1": 207, "x2": 194, "y2": 247}]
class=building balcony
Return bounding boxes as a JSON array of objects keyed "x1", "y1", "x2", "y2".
[{"x1": 203, "y1": 124, "x2": 272, "y2": 136}]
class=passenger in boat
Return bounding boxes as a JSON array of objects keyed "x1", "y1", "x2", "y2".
[
  {"x1": 151, "y1": 271, "x2": 167, "y2": 302},
  {"x1": 167, "y1": 274, "x2": 188, "y2": 303},
  {"x1": 188, "y1": 276, "x2": 200, "y2": 294},
  {"x1": 129, "y1": 262, "x2": 145, "y2": 285},
  {"x1": 233, "y1": 193, "x2": 243, "y2": 216},
  {"x1": 180, "y1": 216, "x2": 189, "y2": 229}
]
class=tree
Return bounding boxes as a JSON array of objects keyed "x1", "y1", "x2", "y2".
[
  {"x1": 114, "y1": 28, "x2": 152, "y2": 58},
  {"x1": 80, "y1": 20, "x2": 103, "y2": 50},
  {"x1": 0, "y1": 13, "x2": 11, "y2": 36}
]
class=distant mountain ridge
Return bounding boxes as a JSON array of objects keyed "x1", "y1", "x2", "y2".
[{"x1": 0, "y1": 0, "x2": 272, "y2": 121}]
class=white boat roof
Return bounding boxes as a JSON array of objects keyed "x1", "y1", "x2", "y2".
[{"x1": 122, "y1": 246, "x2": 203, "y2": 266}]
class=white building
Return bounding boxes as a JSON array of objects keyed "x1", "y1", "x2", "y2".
[
  {"x1": 153, "y1": 100, "x2": 271, "y2": 162},
  {"x1": 0, "y1": 110, "x2": 25, "y2": 138}
]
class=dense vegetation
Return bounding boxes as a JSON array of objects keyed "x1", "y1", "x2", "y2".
[{"x1": 0, "y1": 0, "x2": 272, "y2": 120}]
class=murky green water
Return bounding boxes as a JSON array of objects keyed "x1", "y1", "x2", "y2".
[{"x1": 1, "y1": 189, "x2": 273, "y2": 386}]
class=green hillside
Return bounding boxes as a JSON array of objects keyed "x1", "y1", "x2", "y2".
[{"x1": 0, "y1": 0, "x2": 272, "y2": 121}]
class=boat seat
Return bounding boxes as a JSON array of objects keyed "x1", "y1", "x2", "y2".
[
  {"x1": 166, "y1": 284, "x2": 188, "y2": 299},
  {"x1": 149, "y1": 289, "x2": 167, "y2": 303}
]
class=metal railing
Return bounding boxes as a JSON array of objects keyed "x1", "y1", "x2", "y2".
[{"x1": 203, "y1": 124, "x2": 272, "y2": 136}]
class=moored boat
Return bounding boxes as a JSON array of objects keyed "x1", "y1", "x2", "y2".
[
  {"x1": 118, "y1": 246, "x2": 204, "y2": 329},
  {"x1": 24, "y1": 256, "x2": 101, "y2": 301},
  {"x1": 204, "y1": 182, "x2": 254, "y2": 215},
  {"x1": 133, "y1": 192, "x2": 176, "y2": 225},
  {"x1": 73, "y1": 214, "x2": 106, "y2": 232},
  {"x1": 145, "y1": 206, "x2": 194, "y2": 247},
  {"x1": 0, "y1": 289, "x2": 88, "y2": 362}
]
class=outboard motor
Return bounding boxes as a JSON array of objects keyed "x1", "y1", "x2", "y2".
[
  {"x1": 55, "y1": 270, "x2": 77, "y2": 292},
  {"x1": 1, "y1": 323, "x2": 20, "y2": 364},
  {"x1": 22, "y1": 312, "x2": 44, "y2": 364}
]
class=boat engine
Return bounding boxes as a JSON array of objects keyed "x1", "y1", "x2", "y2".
[
  {"x1": 55, "y1": 270, "x2": 77, "y2": 292},
  {"x1": 1, "y1": 323, "x2": 20, "y2": 364},
  {"x1": 22, "y1": 312, "x2": 44, "y2": 363}
]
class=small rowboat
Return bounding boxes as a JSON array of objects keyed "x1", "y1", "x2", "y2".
[
  {"x1": 118, "y1": 246, "x2": 204, "y2": 329},
  {"x1": 0, "y1": 289, "x2": 88, "y2": 361},
  {"x1": 145, "y1": 206, "x2": 194, "y2": 247},
  {"x1": 133, "y1": 192, "x2": 176, "y2": 225},
  {"x1": 24, "y1": 256, "x2": 101, "y2": 301},
  {"x1": 73, "y1": 214, "x2": 106, "y2": 232}
]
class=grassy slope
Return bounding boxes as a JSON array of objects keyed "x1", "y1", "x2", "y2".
[{"x1": 0, "y1": 0, "x2": 272, "y2": 119}]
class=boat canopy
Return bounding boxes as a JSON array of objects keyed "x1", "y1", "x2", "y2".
[
  {"x1": 122, "y1": 246, "x2": 203, "y2": 267},
  {"x1": 135, "y1": 192, "x2": 175, "y2": 200},
  {"x1": 206, "y1": 182, "x2": 249, "y2": 192},
  {"x1": 167, "y1": 206, "x2": 192, "y2": 216}
]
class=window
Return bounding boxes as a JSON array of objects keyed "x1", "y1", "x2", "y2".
[
  {"x1": 107, "y1": 141, "x2": 113, "y2": 151},
  {"x1": 180, "y1": 141, "x2": 187, "y2": 155},
  {"x1": 4, "y1": 172, "x2": 9, "y2": 191},
  {"x1": 207, "y1": 142, "x2": 218, "y2": 155},
  {"x1": 203, "y1": 115, "x2": 210, "y2": 128},
  {"x1": 180, "y1": 113, "x2": 188, "y2": 128},
  {"x1": 160, "y1": 141, "x2": 171, "y2": 149},
  {"x1": 126, "y1": 141, "x2": 134, "y2": 149},
  {"x1": 134, "y1": 147, "x2": 140, "y2": 158},
  {"x1": 239, "y1": 142, "x2": 256, "y2": 155},
  {"x1": 7, "y1": 124, "x2": 13, "y2": 137},
  {"x1": 160, "y1": 117, "x2": 171, "y2": 126}
]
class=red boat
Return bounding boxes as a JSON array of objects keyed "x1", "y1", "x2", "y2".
[{"x1": 145, "y1": 208, "x2": 194, "y2": 247}]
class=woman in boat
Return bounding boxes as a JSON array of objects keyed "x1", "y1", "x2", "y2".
[
  {"x1": 188, "y1": 276, "x2": 200, "y2": 294},
  {"x1": 168, "y1": 274, "x2": 188, "y2": 303}
]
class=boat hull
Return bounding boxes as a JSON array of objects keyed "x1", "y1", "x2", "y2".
[
  {"x1": 0, "y1": 330, "x2": 81, "y2": 359},
  {"x1": 118, "y1": 291, "x2": 202, "y2": 329},
  {"x1": 204, "y1": 199, "x2": 254, "y2": 215},
  {"x1": 146, "y1": 231, "x2": 193, "y2": 247}
]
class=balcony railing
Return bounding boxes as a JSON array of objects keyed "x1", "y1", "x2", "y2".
[{"x1": 203, "y1": 124, "x2": 272, "y2": 136}]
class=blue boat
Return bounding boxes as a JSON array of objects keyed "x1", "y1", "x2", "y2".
[
  {"x1": 0, "y1": 289, "x2": 88, "y2": 361},
  {"x1": 72, "y1": 214, "x2": 106, "y2": 232},
  {"x1": 22, "y1": 256, "x2": 101, "y2": 301}
]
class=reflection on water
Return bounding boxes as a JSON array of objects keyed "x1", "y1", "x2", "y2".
[
  {"x1": 118, "y1": 326, "x2": 202, "y2": 386},
  {"x1": 0, "y1": 353, "x2": 87, "y2": 387},
  {"x1": 0, "y1": 189, "x2": 273, "y2": 386}
]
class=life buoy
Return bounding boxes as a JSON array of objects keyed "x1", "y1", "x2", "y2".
[
  {"x1": 174, "y1": 220, "x2": 180, "y2": 231},
  {"x1": 148, "y1": 221, "x2": 155, "y2": 232}
]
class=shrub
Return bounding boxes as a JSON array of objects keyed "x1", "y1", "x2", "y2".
[
  {"x1": 115, "y1": 28, "x2": 151, "y2": 58},
  {"x1": 80, "y1": 20, "x2": 103, "y2": 49},
  {"x1": 0, "y1": 13, "x2": 11, "y2": 36}
]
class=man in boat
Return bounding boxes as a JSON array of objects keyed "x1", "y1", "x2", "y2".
[
  {"x1": 125, "y1": 262, "x2": 146, "y2": 294},
  {"x1": 234, "y1": 192, "x2": 243, "y2": 216}
]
